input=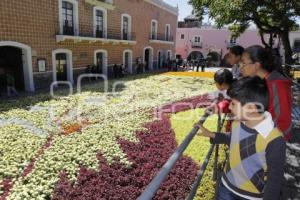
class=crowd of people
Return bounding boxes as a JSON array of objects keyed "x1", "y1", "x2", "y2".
[{"x1": 195, "y1": 45, "x2": 293, "y2": 200}]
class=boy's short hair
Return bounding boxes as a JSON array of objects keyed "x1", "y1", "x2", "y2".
[
  {"x1": 214, "y1": 69, "x2": 233, "y2": 85},
  {"x1": 229, "y1": 45, "x2": 244, "y2": 56},
  {"x1": 227, "y1": 77, "x2": 269, "y2": 111}
]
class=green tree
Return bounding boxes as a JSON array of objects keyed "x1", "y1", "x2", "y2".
[{"x1": 189, "y1": 0, "x2": 300, "y2": 64}]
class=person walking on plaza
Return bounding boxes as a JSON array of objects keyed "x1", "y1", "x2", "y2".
[
  {"x1": 175, "y1": 57, "x2": 179, "y2": 71},
  {"x1": 119, "y1": 64, "x2": 124, "y2": 78},
  {"x1": 227, "y1": 45, "x2": 244, "y2": 79},
  {"x1": 0, "y1": 60, "x2": 6, "y2": 97},
  {"x1": 196, "y1": 61, "x2": 200, "y2": 72},
  {"x1": 113, "y1": 64, "x2": 118, "y2": 78},
  {"x1": 201, "y1": 59, "x2": 206, "y2": 72},
  {"x1": 6, "y1": 70, "x2": 18, "y2": 97},
  {"x1": 0, "y1": 68, "x2": 5, "y2": 97},
  {"x1": 240, "y1": 45, "x2": 292, "y2": 141},
  {"x1": 167, "y1": 58, "x2": 171, "y2": 71}
]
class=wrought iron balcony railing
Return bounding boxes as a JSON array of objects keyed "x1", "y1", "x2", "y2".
[
  {"x1": 149, "y1": 33, "x2": 174, "y2": 42},
  {"x1": 191, "y1": 42, "x2": 202, "y2": 48},
  {"x1": 56, "y1": 21, "x2": 136, "y2": 41}
]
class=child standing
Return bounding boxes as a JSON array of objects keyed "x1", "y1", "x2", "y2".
[
  {"x1": 206, "y1": 69, "x2": 234, "y2": 132},
  {"x1": 196, "y1": 77, "x2": 286, "y2": 200},
  {"x1": 228, "y1": 45, "x2": 244, "y2": 79},
  {"x1": 207, "y1": 69, "x2": 234, "y2": 113}
]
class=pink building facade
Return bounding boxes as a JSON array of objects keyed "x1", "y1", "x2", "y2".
[{"x1": 176, "y1": 26, "x2": 263, "y2": 61}]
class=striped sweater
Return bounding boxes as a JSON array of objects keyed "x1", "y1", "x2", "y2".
[{"x1": 212, "y1": 112, "x2": 286, "y2": 200}]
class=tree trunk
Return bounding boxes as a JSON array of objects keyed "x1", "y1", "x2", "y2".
[
  {"x1": 280, "y1": 31, "x2": 293, "y2": 64},
  {"x1": 260, "y1": 32, "x2": 270, "y2": 48},
  {"x1": 269, "y1": 33, "x2": 274, "y2": 48}
]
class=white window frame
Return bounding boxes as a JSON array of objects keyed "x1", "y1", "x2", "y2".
[
  {"x1": 193, "y1": 36, "x2": 201, "y2": 43},
  {"x1": 94, "y1": 49, "x2": 108, "y2": 76},
  {"x1": 93, "y1": 7, "x2": 107, "y2": 38},
  {"x1": 58, "y1": 0, "x2": 79, "y2": 36},
  {"x1": 123, "y1": 49, "x2": 133, "y2": 74},
  {"x1": 52, "y1": 49, "x2": 73, "y2": 84},
  {"x1": 121, "y1": 14, "x2": 132, "y2": 40},
  {"x1": 165, "y1": 24, "x2": 171, "y2": 41},
  {"x1": 143, "y1": 46, "x2": 154, "y2": 70},
  {"x1": 151, "y1": 19, "x2": 158, "y2": 40}
]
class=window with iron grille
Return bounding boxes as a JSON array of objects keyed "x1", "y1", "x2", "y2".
[
  {"x1": 62, "y1": 1, "x2": 74, "y2": 35},
  {"x1": 123, "y1": 16, "x2": 129, "y2": 40},
  {"x1": 151, "y1": 21, "x2": 157, "y2": 39},
  {"x1": 95, "y1": 10, "x2": 104, "y2": 38},
  {"x1": 194, "y1": 36, "x2": 201, "y2": 43},
  {"x1": 165, "y1": 25, "x2": 170, "y2": 41}
]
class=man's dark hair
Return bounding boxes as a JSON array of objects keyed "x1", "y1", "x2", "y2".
[
  {"x1": 229, "y1": 45, "x2": 244, "y2": 56},
  {"x1": 227, "y1": 76, "x2": 269, "y2": 111},
  {"x1": 214, "y1": 69, "x2": 233, "y2": 85}
]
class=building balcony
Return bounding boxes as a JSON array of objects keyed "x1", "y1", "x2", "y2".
[
  {"x1": 191, "y1": 42, "x2": 202, "y2": 48},
  {"x1": 149, "y1": 33, "x2": 174, "y2": 44},
  {"x1": 56, "y1": 22, "x2": 136, "y2": 45},
  {"x1": 84, "y1": 0, "x2": 115, "y2": 10}
]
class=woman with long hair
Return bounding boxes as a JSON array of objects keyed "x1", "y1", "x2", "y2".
[{"x1": 240, "y1": 45, "x2": 292, "y2": 141}]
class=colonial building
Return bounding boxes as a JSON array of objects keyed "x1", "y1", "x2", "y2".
[
  {"x1": 176, "y1": 13, "x2": 300, "y2": 65},
  {"x1": 0, "y1": 0, "x2": 178, "y2": 92},
  {"x1": 176, "y1": 14, "x2": 262, "y2": 64}
]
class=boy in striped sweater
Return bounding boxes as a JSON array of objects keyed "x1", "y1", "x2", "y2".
[{"x1": 196, "y1": 77, "x2": 286, "y2": 200}]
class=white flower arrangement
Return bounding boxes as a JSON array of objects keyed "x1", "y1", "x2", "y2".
[{"x1": 0, "y1": 74, "x2": 214, "y2": 199}]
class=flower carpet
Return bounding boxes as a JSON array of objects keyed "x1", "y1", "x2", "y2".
[
  {"x1": 0, "y1": 73, "x2": 217, "y2": 199},
  {"x1": 163, "y1": 72, "x2": 215, "y2": 78}
]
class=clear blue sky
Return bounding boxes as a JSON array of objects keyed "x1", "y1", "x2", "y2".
[{"x1": 164, "y1": 0, "x2": 193, "y2": 21}]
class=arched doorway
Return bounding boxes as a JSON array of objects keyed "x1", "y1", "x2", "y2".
[
  {"x1": 55, "y1": 53, "x2": 68, "y2": 81},
  {"x1": 0, "y1": 41, "x2": 34, "y2": 92},
  {"x1": 143, "y1": 47, "x2": 153, "y2": 71},
  {"x1": 94, "y1": 50, "x2": 108, "y2": 76},
  {"x1": 187, "y1": 51, "x2": 204, "y2": 61},
  {"x1": 52, "y1": 49, "x2": 73, "y2": 83},
  {"x1": 206, "y1": 51, "x2": 221, "y2": 67},
  {"x1": 123, "y1": 50, "x2": 133, "y2": 74}
]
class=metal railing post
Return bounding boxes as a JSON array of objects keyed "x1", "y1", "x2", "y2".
[
  {"x1": 187, "y1": 112, "x2": 227, "y2": 200},
  {"x1": 187, "y1": 144, "x2": 215, "y2": 200},
  {"x1": 137, "y1": 112, "x2": 210, "y2": 200}
]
